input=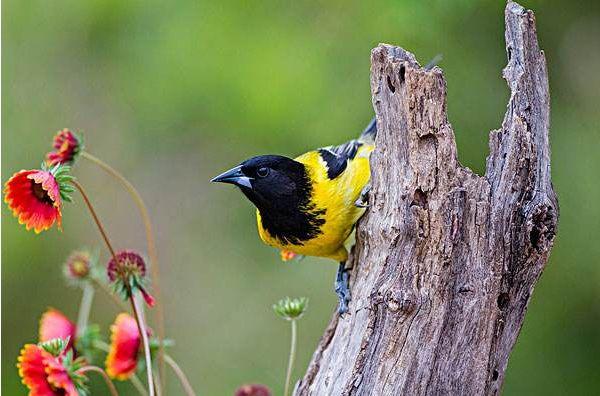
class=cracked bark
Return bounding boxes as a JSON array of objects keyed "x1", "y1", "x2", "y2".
[{"x1": 294, "y1": 2, "x2": 558, "y2": 395}]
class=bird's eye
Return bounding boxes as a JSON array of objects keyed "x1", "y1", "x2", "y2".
[{"x1": 256, "y1": 167, "x2": 270, "y2": 178}]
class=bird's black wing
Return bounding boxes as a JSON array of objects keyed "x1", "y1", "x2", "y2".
[
  {"x1": 318, "y1": 139, "x2": 362, "y2": 180},
  {"x1": 317, "y1": 117, "x2": 376, "y2": 180}
]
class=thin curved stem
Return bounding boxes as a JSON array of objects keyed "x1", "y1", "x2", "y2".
[
  {"x1": 130, "y1": 291, "x2": 155, "y2": 396},
  {"x1": 164, "y1": 354, "x2": 196, "y2": 396},
  {"x1": 76, "y1": 283, "x2": 95, "y2": 334},
  {"x1": 78, "y1": 366, "x2": 119, "y2": 396},
  {"x1": 284, "y1": 319, "x2": 297, "y2": 396},
  {"x1": 81, "y1": 150, "x2": 166, "y2": 386},
  {"x1": 72, "y1": 180, "x2": 117, "y2": 258},
  {"x1": 153, "y1": 370, "x2": 163, "y2": 396}
]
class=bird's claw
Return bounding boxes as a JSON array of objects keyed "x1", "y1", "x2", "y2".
[{"x1": 355, "y1": 184, "x2": 371, "y2": 208}]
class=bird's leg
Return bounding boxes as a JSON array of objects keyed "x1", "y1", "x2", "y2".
[
  {"x1": 334, "y1": 262, "x2": 351, "y2": 314},
  {"x1": 355, "y1": 184, "x2": 371, "y2": 208}
]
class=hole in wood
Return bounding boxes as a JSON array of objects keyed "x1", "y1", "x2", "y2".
[
  {"x1": 387, "y1": 75, "x2": 396, "y2": 93},
  {"x1": 530, "y1": 227, "x2": 542, "y2": 249},
  {"x1": 411, "y1": 188, "x2": 428, "y2": 209},
  {"x1": 492, "y1": 370, "x2": 499, "y2": 381},
  {"x1": 497, "y1": 293, "x2": 509, "y2": 310},
  {"x1": 399, "y1": 64, "x2": 406, "y2": 84}
]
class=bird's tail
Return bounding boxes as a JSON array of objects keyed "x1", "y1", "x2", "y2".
[
  {"x1": 424, "y1": 54, "x2": 443, "y2": 71},
  {"x1": 359, "y1": 117, "x2": 377, "y2": 144}
]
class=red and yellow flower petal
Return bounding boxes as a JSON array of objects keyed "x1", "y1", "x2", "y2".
[
  {"x1": 45, "y1": 357, "x2": 79, "y2": 396},
  {"x1": 17, "y1": 344, "x2": 57, "y2": 395},
  {"x1": 39, "y1": 309, "x2": 76, "y2": 349},
  {"x1": 106, "y1": 313, "x2": 141, "y2": 380},
  {"x1": 4, "y1": 170, "x2": 62, "y2": 233},
  {"x1": 17, "y1": 344, "x2": 79, "y2": 396}
]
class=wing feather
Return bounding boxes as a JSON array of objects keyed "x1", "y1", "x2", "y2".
[{"x1": 318, "y1": 139, "x2": 363, "y2": 179}]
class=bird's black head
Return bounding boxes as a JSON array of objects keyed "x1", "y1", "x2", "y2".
[
  {"x1": 211, "y1": 155, "x2": 309, "y2": 213},
  {"x1": 212, "y1": 154, "x2": 326, "y2": 244}
]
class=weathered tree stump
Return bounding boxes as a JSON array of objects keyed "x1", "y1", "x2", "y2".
[{"x1": 295, "y1": 2, "x2": 558, "y2": 395}]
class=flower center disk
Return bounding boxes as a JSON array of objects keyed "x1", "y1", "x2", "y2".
[{"x1": 31, "y1": 181, "x2": 54, "y2": 205}]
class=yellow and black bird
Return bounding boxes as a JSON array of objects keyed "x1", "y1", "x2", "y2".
[{"x1": 211, "y1": 118, "x2": 376, "y2": 313}]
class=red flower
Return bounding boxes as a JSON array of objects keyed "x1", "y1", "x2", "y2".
[
  {"x1": 107, "y1": 251, "x2": 147, "y2": 283},
  {"x1": 4, "y1": 169, "x2": 62, "y2": 233},
  {"x1": 39, "y1": 309, "x2": 76, "y2": 350},
  {"x1": 17, "y1": 344, "x2": 81, "y2": 396},
  {"x1": 105, "y1": 313, "x2": 141, "y2": 380},
  {"x1": 46, "y1": 129, "x2": 82, "y2": 166},
  {"x1": 235, "y1": 384, "x2": 272, "y2": 396},
  {"x1": 107, "y1": 250, "x2": 155, "y2": 307}
]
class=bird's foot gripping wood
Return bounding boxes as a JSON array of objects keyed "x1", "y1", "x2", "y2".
[
  {"x1": 354, "y1": 184, "x2": 371, "y2": 208},
  {"x1": 334, "y1": 262, "x2": 351, "y2": 314}
]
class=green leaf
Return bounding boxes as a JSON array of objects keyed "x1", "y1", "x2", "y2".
[
  {"x1": 60, "y1": 185, "x2": 75, "y2": 192},
  {"x1": 39, "y1": 337, "x2": 70, "y2": 356}
]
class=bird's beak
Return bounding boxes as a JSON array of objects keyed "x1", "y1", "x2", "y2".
[{"x1": 210, "y1": 165, "x2": 253, "y2": 189}]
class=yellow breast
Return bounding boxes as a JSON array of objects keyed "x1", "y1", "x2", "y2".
[{"x1": 256, "y1": 144, "x2": 373, "y2": 262}]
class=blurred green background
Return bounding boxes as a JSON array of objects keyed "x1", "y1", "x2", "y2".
[{"x1": 3, "y1": 0, "x2": 599, "y2": 394}]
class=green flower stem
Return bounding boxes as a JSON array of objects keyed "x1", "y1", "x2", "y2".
[
  {"x1": 81, "y1": 150, "x2": 166, "y2": 387},
  {"x1": 132, "y1": 374, "x2": 150, "y2": 396},
  {"x1": 284, "y1": 319, "x2": 297, "y2": 396},
  {"x1": 93, "y1": 340, "x2": 110, "y2": 352},
  {"x1": 78, "y1": 366, "x2": 119, "y2": 396},
  {"x1": 76, "y1": 282, "x2": 95, "y2": 334},
  {"x1": 73, "y1": 180, "x2": 154, "y2": 396},
  {"x1": 164, "y1": 354, "x2": 196, "y2": 396},
  {"x1": 130, "y1": 290, "x2": 156, "y2": 396}
]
